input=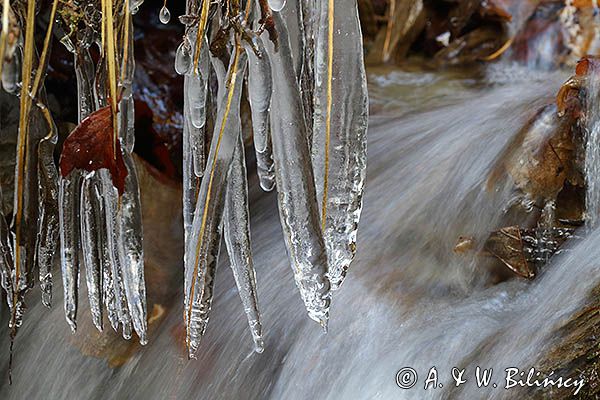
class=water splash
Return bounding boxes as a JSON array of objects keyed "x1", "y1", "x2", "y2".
[{"x1": 584, "y1": 62, "x2": 600, "y2": 228}]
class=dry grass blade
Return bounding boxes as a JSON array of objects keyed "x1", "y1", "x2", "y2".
[
  {"x1": 13, "y1": 0, "x2": 36, "y2": 333},
  {"x1": 192, "y1": 0, "x2": 210, "y2": 74},
  {"x1": 321, "y1": 0, "x2": 334, "y2": 231},
  {"x1": 102, "y1": 0, "x2": 119, "y2": 158},
  {"x1": 31, "y1": 0, "x2": 59, "y2": 98},
  {"x1": 382, "y1": 0, "x2": 395, "y2": 61}
]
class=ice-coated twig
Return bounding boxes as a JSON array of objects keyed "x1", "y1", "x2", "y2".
[
  {"x1": 264, "y1": 12, "x2": 331, "y2": 328},
  {"x1": 312, "y1": 0, "x2": 368, "y2": 290},
  {"x1": 224, "y1": 128, "x2": 264, "y2": 353},
  {"x1": 185, "y1": 46, "x2": 248, "y2": 358}
]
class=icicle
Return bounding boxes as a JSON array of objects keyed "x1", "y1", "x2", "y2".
[
  {"x1": 299, "y1": 0, "x2": 316, "y2": 143},
  {"x1": 224, "y1": 118, "x2": 264, "y2": 354},
  {"x1": 118, "y1": 10, "x2": 148, "y2": 343},
  {"x1": 186, "y1": 35, "x2": 210, "y2": 177},
  {"x1": 244, "y1": 37, "x2": 275, "y2": 191},
  {"x1": 36, "y1": 113, "x2": 59, "y2": 308},
  {"x1": 185, "y1": 47, "x2": 248, "y2": 358},
  {"x1": 102, "y1": 171, "x2": 133, "y2": 339},
  {"x1": 0, "y1": 187, "x2": 14, "y2": 312},
  {"x1": 118, "y1": 153, "x2": 148, "y2": 344},
  {"x1": 80, "y1": 172, "x2": 104, "y2": 330},
  {"x1": 59, "y1": 172, "x2": 82, "y2": 332},
  {"x1": 182, "y1": 99, "x2": 200, "y2": 241},
  {"x1": 74, "y1": 48, "x2": 97, "y2": 123},
  {"x1": 264, "y1": 13, "x2": 331, "y2": 327},
  {"x1": 312, "y1": 0, "x2": 368, "y2": 290},
  {"x1": 103, "y1": 245, "x2": 120, "y2": 331}
]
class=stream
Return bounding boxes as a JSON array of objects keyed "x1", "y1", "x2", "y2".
[{"x1": 0, "y1": 63, "x2": 596, "y2": 400}]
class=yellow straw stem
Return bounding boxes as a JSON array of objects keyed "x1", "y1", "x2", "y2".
[
  {"x1": 193, "y1": 0, "x2": 211, "y2": 74},
  {"x1": 31, "y1": 0, "x2": 60, "y2": 99},
  {"x1": 102, "y1": 0, "x2": 119, "y2": 158},
  {"x1": 321, "y1": 0, "x2": 334, "y2": 232},
  {"x1": 13, "y1": 0, "x2": 37, "y2": 329}
]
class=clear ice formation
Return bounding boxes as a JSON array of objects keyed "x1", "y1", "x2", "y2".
[
  {"x1": 0, "y1": 0, "x2": 368, "y2": 358},
  {"x1": 184, "y1": 46, "x2": 248, "y2": 358},
  {"x1": 311, "y1": 0, "x2": 368, "y2": 290},
  {"x1": 181, "y1": 0, "x2": 368, "y2": 354},
  {"x1": 55, "y1": 8, "x2": 147, "y2": 343}
]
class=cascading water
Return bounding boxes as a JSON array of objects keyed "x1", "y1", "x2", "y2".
[
  {"x1": 585, "y1": 62, "x2": 600, "y2": 228},
  {"x1": 0, "y1": 1, "x2": 597, "y2": 398},
  {"x1": 0, "y1": 63, "x2": 595, "y2": 399}
]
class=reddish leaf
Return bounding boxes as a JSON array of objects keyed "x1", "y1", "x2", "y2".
[
  {"x1": 575, "y1": 56, "x2": 600, "y2": 76},
  {"x1": 59, "y1": 105, "x2": 128, "y2": 194}
]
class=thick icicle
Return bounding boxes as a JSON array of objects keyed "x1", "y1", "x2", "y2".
[
  {"x1": 59, "y1": 172, "x2": 82, "y2": 332},
  {"x1": 299, "y1": 0, "x2": 316, "y2": 142},
  {"x1": 80, "y1": 172, "x2": 104, "y2": 330},
  {"x1": 244, "y1": 37, "x2": 275, "y2": 192},
  {"x1": 185, "y1": 47, "x2": 247, "y2": 358},
  {"x1": 312, "y1": 0, "x2": 368, "y2": 290},
  {"x1": 264, "y1": 13, "x2": 331, "y2": 327},
  {"x1": 224, "y1": 128, "x2": 264, "y2": 353}
]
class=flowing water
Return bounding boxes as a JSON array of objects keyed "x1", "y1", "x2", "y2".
[{"x1": 0, "y1": 63, "x2": 597, "y2": 399}]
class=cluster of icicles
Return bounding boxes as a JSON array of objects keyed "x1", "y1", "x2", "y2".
[{"x1": 0, "y1": 0, "x2": 368, "y2": 360}]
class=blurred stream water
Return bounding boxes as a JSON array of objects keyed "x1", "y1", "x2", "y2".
[{"x1": 0, "y1": 63, "x2": 596, "y2": 400}]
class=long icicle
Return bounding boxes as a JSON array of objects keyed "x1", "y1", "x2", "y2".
[
  {"x1": 118, "y1": 1, "x2": 148, "y2": 344},
  {"x1": 264, "y1": 12, "x2": 331, "y2": 328},
  {"x1": 223, "y1": 108, "x2": 264, "y2": 354},
  {"x1": 312, "y1": 0, "x2": 368, "y2": 290},
  {"x1": 244, "y1": 35, "x2": 275, "y2": 192},
  {"x1": 11, "y1": 0, "x2": 37, "y2": 336},
  {"x1": 80, "y1": 172, "x2": 104, "y2": 330},
  {"x1": 185, "y1": 43, "x2": 247, "y2": 358}
]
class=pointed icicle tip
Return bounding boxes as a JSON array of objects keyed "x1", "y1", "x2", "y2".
[
  {"x1": 66, "y1": 318, "x2": 77, "y2": 333},
  {"x1": 253, "y1": 337, "x2": 265, "y2": 354}
]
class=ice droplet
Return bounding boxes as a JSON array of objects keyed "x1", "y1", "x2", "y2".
[
  {"x1": 175, "y1": 38, "x2": 192, "y2": 75},
  {"x1": 159, "y1": 6, "x2": 171, "y2": 24},
  {"x1": 269, "y1": 0, "x2": 287, "y2": 11},
  {"x1": 130, "y1": 0, "x2": 144, "y2": 12}
]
